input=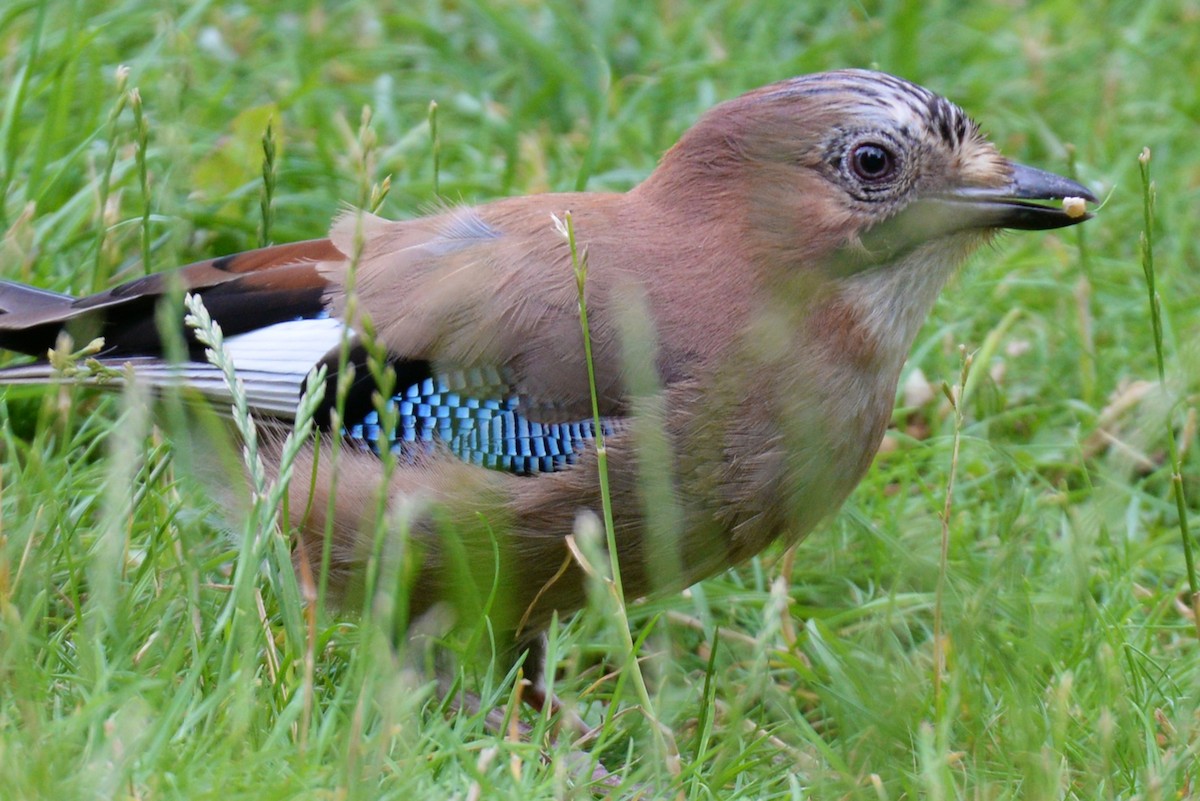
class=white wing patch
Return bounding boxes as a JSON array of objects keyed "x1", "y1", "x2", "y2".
[{"x1": 0, "y1": 317, "x2": 352, "y2": 420}]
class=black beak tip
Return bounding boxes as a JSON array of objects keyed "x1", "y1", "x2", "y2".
[
  {"x1": 1067, "y1": 185, "x2": 1098, "y2": 205},
  {"x1": 990, "y1": 162, "x2": 1098, "y2": 231},
  {"x1": 1008, "y1": 161, "x2": 1097, "y2": 204}
]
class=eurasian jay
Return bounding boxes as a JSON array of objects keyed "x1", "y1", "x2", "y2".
[{"x1": 0, "y1": 69, "x2": 1094, "y2": 675}]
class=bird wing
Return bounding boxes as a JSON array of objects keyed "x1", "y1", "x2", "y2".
[
  {"x1": 316, "y1": 202, "x2": 632, "y2": 474},
  {"x1": 324, "y1": 201, "x2": 630, "y2": 423},
  {"x1": 0, "y1": 201, "x2": 634, "y2": 474}
]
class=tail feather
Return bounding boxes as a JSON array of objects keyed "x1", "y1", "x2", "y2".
[
  {"x1": 0, "y1": 238, "x2": 341, "y2": 357},
  {"x1": 0, "y1": 281, "x2": 74, "y2": 315},
  {"x1": 0, "y1": 282, "x2": 79, "y2": 355}
]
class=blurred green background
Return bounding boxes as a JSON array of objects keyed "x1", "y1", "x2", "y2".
[{"x1": 2, "y1": 1, "x2": 1198, "y2": 798}]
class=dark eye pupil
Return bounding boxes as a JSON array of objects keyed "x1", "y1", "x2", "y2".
[{"x1": 851, "y1": 144, "x2": 893, "y2": 180}]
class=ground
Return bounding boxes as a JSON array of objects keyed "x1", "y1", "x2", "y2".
[{"x1": 1, "y1": 1, "x2": 1199, "y2": 798}]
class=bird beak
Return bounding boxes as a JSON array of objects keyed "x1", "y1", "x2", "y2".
[
  {"x1": 938, "y1": 162, "x2": 1097, "y2": 231},
  {"x1": 844, "y1": 161, "x2": 1097, "y2": 271}
]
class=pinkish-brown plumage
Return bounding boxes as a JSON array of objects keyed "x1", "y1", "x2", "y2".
[{"x1": 0, "y1": 69, "x2": 1094, "y2": 669}]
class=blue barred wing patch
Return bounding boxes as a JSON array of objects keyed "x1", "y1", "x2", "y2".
[{"x1": 347, "y1": 376, "x2": 619, "y2": 475}]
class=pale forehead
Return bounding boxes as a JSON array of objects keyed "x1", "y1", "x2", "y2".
[{"x1": 757, "y1": 70, "x2": 976, "y2": 148}]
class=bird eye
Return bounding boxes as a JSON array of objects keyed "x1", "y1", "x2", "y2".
[{"x1": 849, "y1": 143, "x2": 896, "y2": 182}]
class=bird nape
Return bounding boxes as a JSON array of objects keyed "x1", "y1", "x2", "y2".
[{"x1": 0, "y1": 69, "x2": 1095, "y2": 684}]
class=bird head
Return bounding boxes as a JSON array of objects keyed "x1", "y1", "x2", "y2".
[
  {"x1": 641, "y1": 69, "x2": 1095, "y2": 368},
  {"x1": 646, "y1": 68, "x2": 1094, "y2": 265}
]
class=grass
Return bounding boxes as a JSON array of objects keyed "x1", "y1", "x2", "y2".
[{"x1": 2, "y1": 0, "x2": 1200, "y2": 797}]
